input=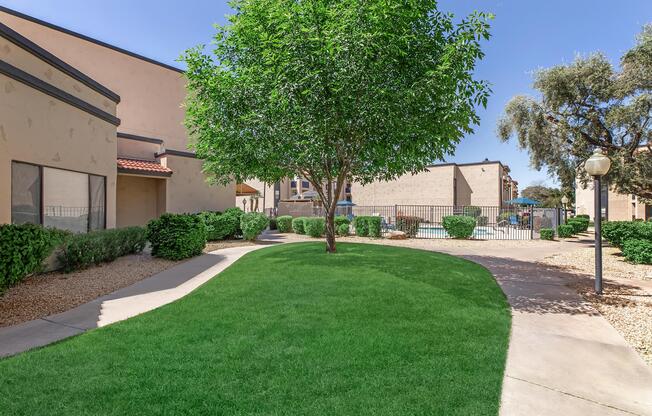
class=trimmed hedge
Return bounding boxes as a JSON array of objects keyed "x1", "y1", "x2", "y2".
[
  {"x1": 334, "y1": 216, "x2": 350, "y2": 227},
  {"x1": 622, "y1": 239, "x2": 652, "y2": 264},
  {"x1": 241, "y1": 212, "x2": 269, "y2": 241},
  {"x1": 0, "y1": 224, "x2": 68, "y2": 289},
  {"x1": 199, "y1": 211, "x2": 239, "y2": 241},
  {"x1": 268, "y1": 217, "x2": 277, "y2": 230},
  {"x1": 337, "y1": 223, "x2": 349, "y2": 236},
  {"x1": 602, "y1": 221, "x2": 652, "y2": 248},
  {"x1": 540, "y1": 228, "x2": 554, "y2": 241},
  {"x1": 353, "y1": 216, "x2": 381, "y2": 237},
  {"x1": 397, "y1": 216, "x2": 420, "y2": 238},
  {"x1": 304, "y1": 218, "x2": 326, "y2": 238},
  {"x1": 292, "y1": 217, "x2": 307, "y2": 234},
  {"x1": 442, "y1": 215, "x2": 476, "y2": 239},
  {"x1": 567, "y1": 217, "x2": 589, "y2": 233},
  {"x1": 576, "y1": 214, "x2": 590, "y2": 219},
  {"x1": 276, "y1": 216, "x2": 293, "y2": 233},
  {"x1": 223, "y1": 207, "x2": 244, "y2": 237},
  {"x1": 557, "y1": 224, "x2": 574, "y2": 238},
  {"x1": 146, "y1": 213, "x2": 207, "y2": 260},
  {"x1": 58, "y1": 227, "x2": 146, "y2": 273}
]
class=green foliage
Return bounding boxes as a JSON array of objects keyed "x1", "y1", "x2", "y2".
[
  {"x1": 304, "y1": 218, "x2": 326, "y2": 238},
  {"x1": 557, "y1": 224, "x2": 575, "y2": 238},
  {"x1": 463, "y1": 206, "x2": 482, "y2": 217},
  {"x1": 353, "y1": 216, "x2": 377, "y2": 237},
  {"x1": 199, "y1": 211, "x2": 239, "y2": 241},
  {"x1": 223, "y1": 207, "x2": 244, "y2": 237},
  {"x1": 366, "y1": 217, "x2": 382, "y2": 238},
  {"x1": 576, "y1": 214, "x2": 590, "y2": 219},
  {"x1": 539, "y1": 228, "x2": 555, "y2": 240},
  {"x1": 476, "y1": 216, "x2": 489, "y2": 226},
  {"x1": 397, "y1": 216, "x2": 420, "y2": 238},
  {"x1": 520, "y1": 185, "x2": 564, "y2": 208},
  {"x1": 146, "y1": 213, "x2": 207, "y2": 260},
  {"x1": 602, "y1": 221, "x2": 652, "y2": 248},
  {"x1": 498, "y1": 25, "x2": 652, "y2": 201},
  {"x1": 0, "y1": 224, "x2": 68, "y2": 289},
  {"x1": 292, "y1": 217, "x2": 307, "y2": 234},
  {"x1": 182, "y1": 0, "x2": 493, "y2": 250},
  {"x1": 336, "y1": 223, "x2": 349, "y2": 236},
  {"x1": 276, "y1": 216, "x2": 293, "y2": 233},
  {"x1": 58, "y1": 227, "x2": 146, "y2": 273},
  {"x1": 442, "y1": 216, "x2": 476, "y2": 239},
  {"x1": 622, "y1": 239, "x2": 652, "y2": 264},
  {"x1": 567, "y1": 217, "x2": 589, "y2": 233},
  {"x1": 334, "y1": 216, "x2": 350, "y2": 227},
  {"x1": 240, "y1": 212, "x2": 269, "y2": 241}
]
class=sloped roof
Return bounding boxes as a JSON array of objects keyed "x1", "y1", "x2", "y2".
[{"x1": 117, "y1": 158, "x2": 172, "y2": 177}]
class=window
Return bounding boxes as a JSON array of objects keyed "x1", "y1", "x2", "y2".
[
  {"x1": 11, "y1": 161, "x2": 105, "y2": 232},
  {"x1": 11, "y1": 162, "x2": 41, "y2": 225},
  {"x1": 302, "y1": 181, "x2": 310, "y2": 189},
  {"x1": 290, "y1": 180, "x2": 297, "y2": 188}
]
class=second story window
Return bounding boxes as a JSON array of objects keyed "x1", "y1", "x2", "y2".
[
  {"x1": 302, "y1": 180, "x2": 310, "y2": 189},
  {"x1": 290, "y1": 180, "x2": 297, "y2": 188}
]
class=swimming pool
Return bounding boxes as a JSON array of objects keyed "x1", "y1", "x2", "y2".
[{"x1": 416, "y1": 226, "x2": 494, "y2": 239}]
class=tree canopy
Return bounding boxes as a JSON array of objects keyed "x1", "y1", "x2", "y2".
[
  {"x1": 182, "y1": 0, "x2": 492, "y2": 251},
  {"x1": 520, "y1": 184, "x2": 564, "y2": 208},
  {"x1": 497, "y1": 24, "x2": 652, "y2": 201}
]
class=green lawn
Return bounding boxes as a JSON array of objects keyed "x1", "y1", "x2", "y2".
[{"x1": 0, "y1": 243, "x2": 511, "y2": 415}]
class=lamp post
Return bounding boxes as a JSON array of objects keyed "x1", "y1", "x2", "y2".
[
  {"x1": 561, "y1": 195, "x2": 569, "y2": 223},
  {"x1": 584, "y1": 148, "x2": 611, "y2": 295}
]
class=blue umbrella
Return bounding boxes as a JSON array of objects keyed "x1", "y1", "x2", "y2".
[
  {"x1": 336, "y1": 200, "x2": 356, "y2": 207},
  {"x1": 505, "y1": 197, "x2": 541, "y2": 206}
]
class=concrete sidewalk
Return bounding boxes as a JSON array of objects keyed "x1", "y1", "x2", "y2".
[{"x1": 0, "y1": 244, "x2": 266, "y2": 358}]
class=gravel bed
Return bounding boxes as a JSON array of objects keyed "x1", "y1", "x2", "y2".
[
  {"x1": 0, "y1": 253, "x2": 180, "y2": 328},
  {"x1": 541, "y1": 245, "x2": 652, "y2": 366},
  {"x1": 204, "y1": 239, "x2": 256, "y2": 253}
]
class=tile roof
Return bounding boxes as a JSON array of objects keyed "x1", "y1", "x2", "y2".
[{"x1": 117, "y1": 158, "x2": 172, "y2": 176}]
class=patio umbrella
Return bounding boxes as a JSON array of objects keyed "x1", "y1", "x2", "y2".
[
  {"x1": 504, "y1": 197, "x2": 541, "y2": 206},
  {"x1": 336, "y1": 200, "x2": 356, "y2": 207},
  {"x1": 302, "y1": 190, "x2": 320, "y2": 199}
]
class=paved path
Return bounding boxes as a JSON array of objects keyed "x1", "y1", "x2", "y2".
[{"x1": 0, "y1": 244, "x2": 266, "y2": 358}]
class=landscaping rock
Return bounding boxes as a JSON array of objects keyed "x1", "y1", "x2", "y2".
[{"x1": 387, "y1": 231, "x2": 407, "y2": 240}]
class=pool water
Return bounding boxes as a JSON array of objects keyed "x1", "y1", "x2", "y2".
[{"x1": 418, "y1": 226, "x2": 493, "y2": 237}]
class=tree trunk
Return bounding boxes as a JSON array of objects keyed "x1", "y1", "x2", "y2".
[{"x1": 325, "y1": 205, "x2": 336, "y2": 253}]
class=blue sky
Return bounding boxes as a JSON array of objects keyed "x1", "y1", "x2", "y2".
[{"x1": 3, "y1": 0, "x2": 652, "y2": 189}]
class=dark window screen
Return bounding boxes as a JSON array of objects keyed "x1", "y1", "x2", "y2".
[{"x1": 11, "y1": 162, "x2": 41, "y2": 225}]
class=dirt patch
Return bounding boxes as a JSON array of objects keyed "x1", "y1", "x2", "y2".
[
  {"x1": 0, "y1": 253, "x2": 180, "y2": 328},
  {"x1": 204, "y1": 239, "x2": 256, "y2": 253}
]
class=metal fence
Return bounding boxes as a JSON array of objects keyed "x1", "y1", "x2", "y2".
[{"x1": 289, "y1": 204, "x2": 565, "y2": 240}]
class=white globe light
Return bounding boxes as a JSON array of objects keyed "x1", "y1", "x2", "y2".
[
  {"x1": 584, "y1": 148, "x2": 611, "y2": 177},
  {"x1": 561, "y1": 195, "x2": 569, "y2": 205}
]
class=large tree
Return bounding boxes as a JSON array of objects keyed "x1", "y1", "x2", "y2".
[
  {"x1": 497, "y1": 24, "x2": 652, "y2": 201},
  {"x1": 182, "y1": 0, "x2": 492, "y2": 252},
  {"x1": 520, "y1": 183, "x2": 564, "y2": 208}
]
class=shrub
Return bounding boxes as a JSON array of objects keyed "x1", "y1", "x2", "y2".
[
  {"x1": 463, "y1": 206, "x2": 482, "y2": 218},
  {"x1": 240, "y1": 212, "x2": 269, "y2": 241},
  {"x1": 602, "y1": 221, "x2": 652, "y2": 248},
  {"x1": 366, "y1": 216, "x2": 382, "y2": 237},
  {"x1": 334, "y1": 216, "x2": 350, "y2": 227},
  {"x1": 292, "y1": 217, "x2": 307, "y2": 234},
  {"x1": 0, "y1": 224, "x2": 67, "y2": 289},
  {"x1": 557, "y1": 224, "x2": 574, "y2": 238},
  {"x1": 396, "y1": 215, "x2": 420, "y2": 238},
  {"x1": 576, "y1": 214, "x2": 590, "y2": 219},
  {"x1": 199, "y1": 211, "x2": 239, "y2": 241},
  {"x1": 58, "y1": 227, "x2": 146, "y2": 273},
  {"x1": 223, "y1": 207, "x2": 244, "y2": 237},
  {"x1": 276, "y1": 216, "x2": 293, "y2": 233},
  {"x1": 268, "y1": 217, "x2": 277, "y2": 230},
  {"x1": 568, "y1": 217, "x2": 589, "y2": 233},
  {"x1": 304, "y1": 217, "x2": 326, "y2": 238},
  {"x1": 353, "y1": 216, "x2": 370, "y2": 237},
  {"x1": 442, "y1": 215, "x2": 476, "y2": 239},
  {"x1": 336, "y1": 223, "x2": 349, "y2": 236},
  {"x1": 146, "y1": 213, "x2": 207, "y2": 260},
  {"x1": 540, "y1": 228, "x2": 555, "y2": 240},
  {"x1": 622, "y1": 239, "x2": 652, "y2": 264}
]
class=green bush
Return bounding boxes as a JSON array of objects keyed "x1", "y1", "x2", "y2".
[
  {"x1": 622, "y1": 239, "x2": 652, "y2": 264},
  {"x1": 463, "y1": 206, "x2": 482, "y2": 218},
  {"x1": 396, "y1": 216, "x2": 420, "y2": 238},
  {"x1": 146, "y1": 213, "x2": 207, "y2": 260},
  {"x1": 576, "y1": 214, "x2": 590, "y2": 219},
  {"x1": 568, "y1": 217, "x2": 589, "y2": 233},
  {"x1": 240, "y1": 212, "x2": 269, "y2": 241},
  {"x1": 366, "y1": 216, "x2": 382, "y2": 237},
  {"x1": 292, "y1": 217, "x2": 307, "y2": 234},
  {"x1": 540, "y1": 228, "x2": 555, "y2": 240},
  {"x1": 223, "y1": 207, "x2": 244, "y2": 237},
  {"x1": 557, "y1": 224, "x2": 574, "y2": 238},
  {"x1": 602, "y1": 221, "x2": 652, "y2": 248},
  {"x1": 336, "y1": 223, "x2": 349, "y2": 236},
  {"x1": 353, "y1": 216, "x2": 370, "y2": 237},
  {"x1": 442, "y1": 215, "x2": 476, "y2": 239},
  {"x1": 268, "y1": 217, "x2": 277, "y2": 230},
  {"x1": 276, "y1": 216, "x2": 293, "y2": 233},
  {"x1": 334, "y1": 216, "x2": 350, "y2": 227},
  {"x1": 58, "y1": 227, "x2": 146, "y2": 273},
  {"x1": 304, "y1": 217, "x2": 326, "y2": 238},
  {"x1": 0, "y1": 224, "x2": 68, "y2": 289},
  {"x1": 199, "y1": 211, "x2": 239, "y2": 241}
]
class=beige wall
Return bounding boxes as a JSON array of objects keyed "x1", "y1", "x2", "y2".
[
  {"x1": 116, "y1": 175, "x2": 165, "y2": 227},
  {"x1": 117, "y1": 138, "x2": 161, "y2": 161},
  {"x1": 0, "y1": 60, "x2": 117, "y2": 226},
  {"x1": 575, "y1": 179, "x2": 648, "y2": 221},
  {"x1": 454, "y1": 166, "x2": 472, "y2": 206},
  {"x1": 161, "y1": 155, "x2": 235, "y2": 214},
  {"x1": 457, "y1": 163, "x2": 502, "y2": 207},
  {"x1": 351, "y1": 166, "x2": 455, "y2": 206}
]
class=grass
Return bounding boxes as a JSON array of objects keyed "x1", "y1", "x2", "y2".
[{"x1": 0, "y1": 242, "x2": 511, "y2": 415}]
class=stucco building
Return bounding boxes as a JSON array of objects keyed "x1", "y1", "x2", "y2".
[
  {"x1": 575, "y1": 180, "x2": 650, "y2": 221},
  {"x1": 0, "y1": 7, "x2": 235, "y2": 231}
]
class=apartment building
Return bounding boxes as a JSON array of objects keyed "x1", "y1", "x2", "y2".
[
  {"x1": 0, "y1": 7, "x2": 235, "y2": 231},
  {"x1": 575, "y1": 181, "x2": 651, "y2": 221}
]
